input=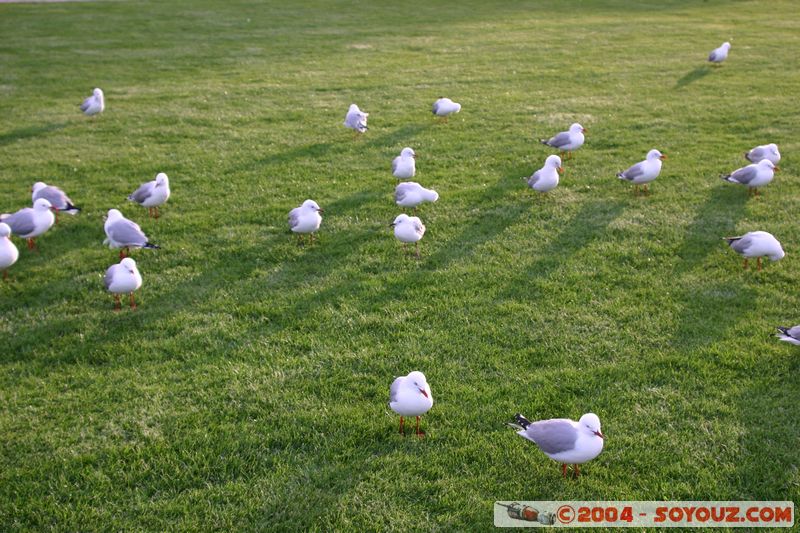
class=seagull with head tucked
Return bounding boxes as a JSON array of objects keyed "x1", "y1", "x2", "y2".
[
  {"x1": 724, "y1": 231, "x2": 784, "y2": 271},
  {"x1": 526, "y1": 155, "x2": 563, "y2": 194},
  {"x1": 432, "y1": 97, "x2": 461, "y2": 122},
  {"x1": 392, "y1": 147, "x2": 416, "y2": 180},
  {"x1": 288, "y1": 199, "x2": 323, "y2": 245},
  {"x1": 745, "y1": 143, "x2": 780, "y2": 165},
  {"x1": 391, "y1": 214, "x2": 425, "y2": 258},
  {"x1": 509, "y1": 412, "x2": 605, "y2": 479},
  {"x1": 708, "y1": 42, "x2": 731, "y2": 64},
  {"x1": 389, "y1": 371, "x2": 433, "y2": 437},
  {"x1": 540, "y1": 123, "x2": 586, "y2": 160},
  {"x1": 617, "y1": 149, "x2": 666, "y2": 195},
  {"x1": 395, "y1": 182, "x2": 438, "y2": 211},
  {"x1": 343, "y1": 104, "x2": 368, "y2": 135},
  {"x1": 80, "y1": 88, "x2": 105, "y2": 116},
  {"x1": 32, "y1": 181, "x2": 80, "y2": 223},
  {"x1": 0, "y1": 198, "x2": 55, "y2": 250}
]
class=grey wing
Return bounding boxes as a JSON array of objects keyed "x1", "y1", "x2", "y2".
[
  {"x1": 80, "y1": 97, "x2": 91, "y2": 111},
  {"x1": 526, "y1": 419, "x2": 579, "y2": 454},
  {"x1": 747, "y1": 147, "x2": 765, "y2": 162},
  {"x1": 109, "y1": 219, "x2": 147, "y2": 246},
  {"x1": 620, "y1": 162, "x2": 645, "y2": 180},
  {"x1": 392, "y1": 157, "x2": 399, "y2": 174},
  {"x1": 129, "y1": 181, "x2": 154, "y2": 203},
  {"x1": 389, "y1": 377, "x2": 403, "y2": 403},
  {"x1": 344, "y1": 111, "x2": 357, "y2": 128},
  {"x1": 730, "y1": 166, "x2": 758, "y2": 184},
  {"x1": 787, "y1": 326, "x2": 800, "y2": 339},
  {"x1": 547, "y1": 132, "x2": 571, "y2": 148},
  {"x1": 527, "y1": 170, "x2": 541, "y2": 187},
  {"x1": 413, "y1": 219, "x2": 425, "y2": 234},
  {"x1": 39, "y1": 187, "x2": 66, "y2": 208},
  {"x1": 708, "y1": 51, "x2": 718, "y2": 62},
  {"x1": 288, "y1": 208, "x2": 300, "y2": 229},
  {"x1": 103, "y1": 264, "x2": 117, "y2": 289},
  {"x1": 432, "y1": 101, "x2": 439, "y2": 115},
  {"x1": 394, "y1": 183, "x2": 412, "y2": 203},
  {"x1": 4, "y1": 210, "x2": 36, "y2": 236},
  {"x1": 729, "y1": 235, "x2": 753, "y2": 254}
]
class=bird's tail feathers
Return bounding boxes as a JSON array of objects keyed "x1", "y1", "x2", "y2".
[
  {"x1": 616, "y1": 172, "x2": 629, "y2": 181},
  {"x1": 776, "y1": 326, "x2": 790, "y2": 336},
  {"x1": 539, "y1": 140, "x2": 549, "y2": 146},
  {"x1": 64, "y1": 203, "x2": 81, "y2": 214},
  {"x1": 722, "y1": 236, "x2": 740, "y2": 245},
  {"x1": 144, "y1": 242, "x2": 160, "y2": 250},
  {"x1": 744, "y1": 152, "x2": 753, "y2": 162},
  {"x1": 512, "y1": 413, "x2": 532, "y2": 429}
]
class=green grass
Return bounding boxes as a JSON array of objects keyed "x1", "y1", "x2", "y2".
[{"x1": 1, "y1": 0, "x2": 799, "y2": 530}]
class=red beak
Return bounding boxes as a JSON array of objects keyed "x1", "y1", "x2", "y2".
[
  {"x1": 558, "y1": 166, "x2": 564, "y2": 174},
  {"x1": 659, "y1": 154, "x2": 667, "y2": 160},
  {"x1": 594, "y1": 430, "x2": 605, "y2": 439},
  {"x1": 419, "y1": 389, "x2": 428, "y2": 398},
  {"x1": 582, "y1": 128, "x2": 588, "y2": 133}
]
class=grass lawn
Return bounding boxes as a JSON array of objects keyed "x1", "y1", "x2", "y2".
[{"x1": 1, "y1": 0, "x2": 799, "y2": 530}]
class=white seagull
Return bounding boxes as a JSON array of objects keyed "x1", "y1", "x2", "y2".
[
  {"x1": 509, "y1": 413, "x2": 605, "y2": 478},
  {"x1": 80, "y1": 88, "x2": 105, "y2": 116},
  {"x1": 724, "y1": 231, "x2": 785, "y2": 270},
  {"x1": 104, "y1": 257, "x2": 143, "y2": 310},
  {"x1": 0, "y1": 198, "x2": 55, "y2": 250},
  {"x1": 343, "y1": 104, "x2": 369, "y2": 134},
  {"x1": 722, "y1": 159, "x2": 778, "y2": 196},
  {"x1": 128, "y1": 172, "x2": 171, "y2": 218},
  {"x1": 540, "y1": 123, "x2": 586, "y2": 160},
  {"x1": 395, "y1": 182, "x2": 438, "y2": 210},
  {"x1": 432, "y1": 97, "x2": 461, "y2": 121},
  {"x1": 0, "y1": 223, "x2": 19, "y2": 280},
  {"x1": 617, "y1": 149, "x2": 666, "y2": 195},
  {"x1": 32, "y1": 182, "x2": 80, "y2": 223},
  {"x1": 708, "y1": 42, "x2": 731, "y2": 64},
  {"x1": 391, "y1": 214, "x2": 425, "y2": 258},
  {"x1": 103, "y1": 208, "x2": 160, "y2": 258},
  {"x1": 288, "y1": 199, "x2": 323, "y2": 244},
  {"x1": 389, "y1": 371, "x2": 433, "y2": 437},
  {"x1": 526, "y1": 155, "x2": 563, "y2": 194},
  {"x1": 745, "y1": 143, "x2": 780, "y2": 165},
  {"x1": 776, "y1": 326, "x2": 800, "y2": 346},
  {"x1": 392, "y1": 147, "x2": 416, "y2": 180}
]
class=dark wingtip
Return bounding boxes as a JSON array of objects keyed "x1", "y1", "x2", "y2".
[
  {"x1": 513, "y1": 413, "x2": 531, "y2": 429},
  {"x1": 744, "y1": 152, "x2": 752, "y2": 162},
  {"x1": 145, "y1": 242, "x2": 160, "y2": 250},
  {"x1": 539, "y1": 140, "x2": 549, "y2": 146},
  {"x1": 777, "y1": 326, "x2": 789, "y2": 335}
]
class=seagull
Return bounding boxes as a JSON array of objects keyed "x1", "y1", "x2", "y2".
[
  {"x1": 509, "y1": 413, "x2": 604, "y2": 479},
  {"x1": 392, "y1": 147, "x2": 416, "y2": 180},
  {"x1": 391, "y1": 214, "x2": 425, "y2": 258},
  {"x1": 343, "y1": 103, "x2": 368, "y2": 135},
  {"x1": 724, "y1": 231, "x2": 785, "y2": 270},
  {"x1": 389, "y1": 371, "x2": 433, "y2": 437},
  {"x1": 103, "y1": 208, "x2": 160, "y2": 259},
  {"x1": 31, "y1": 182, "x2": 80, "y2": 223},
  {"x1": 288, "y1": 199, "x2": 323, "y2": 244},
  {"x1": 745, "y1": 143, "x2": 781, "y2": 165},
  {"x1": 432, "y1": 97, "x2": 461, "y2": 121},
  {"x1": 708, "y1": 42, "x2": 731, "y2": 64},
  {"x1": 104, "y1": 257, "x2": 143, "y2": 310},
  {"x1": 722, "y1": 159, "x2": 778, "y2": 196},
  {"x1": 128, "y1": 172, "x2": 171, "y2": 218},
  {"x1": 540, "y1": 123, "x2": 586, "y2": 160},
  {"x1": 0, "y1": 223, "x2": 19, "y2": 280},
  {"x1": 617, "y1": 149, "x2": 666, "y2": 195},
  {"x1": 526, "y1": 155, "x2": 563, "y2": 194},
  {"x1": 0, "y1": 198, "x2": 55, "y2": 250},
  {"x1": 80, "y1": 88, "x2": 105, "y2": 116},
  {"x1": 395, "y1": 182, "x2": 438, "y2": 211},
  {"x1": 776, "y1": 326, "x2": 800, "y2": 345}
]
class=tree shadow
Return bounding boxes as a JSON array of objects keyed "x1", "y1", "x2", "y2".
[
  {"x1": 0, "y1": 122, "x2": 69, "y2": 147},
  {"x1": 674, "y1": 66, "x2": 712, "y2": 90}
]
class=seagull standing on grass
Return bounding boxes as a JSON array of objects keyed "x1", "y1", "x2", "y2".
[
  {"x1": 617, "y1": 149, "x2": 666, "y2": 195},
  {"x1": 389, "y1": 371, "x2": 433, "y2": 437},
  {"x1": 104, "y1": 257, "x2": 143, "y2": 311},
  {"x1": 395, "y1": 182, "x2": 438, "y2": 211},
  {"x1": 526, "y1": 155, "x2": 563, "y2": 194},
  {"x1": 722, "y1": 159, "x2": 777, "y2": 196},
  {"x1": 80, "y1": 88, "x2": 105, "y2": 116},
  {"x1": 32, "y1": 182, "x2": 80, "y2": 223},
  {"x1": 540, "y1": 123, "x2": 586, "y2": 160},
  {"x1": 0, "y1": 223, "x2": 19, "y2": 280},
  {"x1": 128, "y1": 172, "x2": 171, "y2": 218},
  {"x1": 392, "y1": 147, "x2": 416, "y2": 180},
  {"x1": 343, "y1": 104, "x2": 369, "y2": 135},
  {"x1": 724, "y1": 231, "x2": 784, "y2": 270},
  {"x1": 776, "y1": 326, "x2": 800, "y2": 345},
  {"x1": 432, "y1": 97, "x2": 461, "y2": 121},
  {"x1": 103, "y1": 209, "x2": 160, "y2": 259},
  {"x1": 708, "y1": 42, "x2": 731, "y2": 64},
  {"x1": 391, "y1": 214, "x2": 425, "y2": 258},
  {"x1": 745, "y1": 143, "x2": 780, "y2": 165},
  {"x1": 509, "y1": 413, "x2": 605, "y2": 479},
  {"x1": 288, "y1": 200, "x2": 323, "y2": 245},
  {"x1": 0, "y1": 198, "x2": 55, "y2": 250}
]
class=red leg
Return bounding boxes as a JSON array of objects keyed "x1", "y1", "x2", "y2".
[
  {"x1": 399, "y1": 416, "x2": 405, "y2": 435},
  {"x1": 2, "y1": 270, "x2": 7, "y2": 281},
  {"x1": 574, "y1": 464, "x2": 580, "y2": 478},
  {"x1": 415, "y1": 242, "x2": 420, "y2": 259},
  {"x1": 154, "y1": 206, "x2": 160, "y2": 219},
  {"x1": 561, "y1": 464, "x2": 567, "y2": 478},
  {"x1": 54, "y1": 209, "x2": 60, "y2": 224},
  {"x1": 129, "y1": 292, "x2": 137, "y2": 310},
  {"x1": 27, "y1": 238, "x2": 34, "y2": 250},
  {"x1": 757, "y1": 257, "x2": 762, "y2": 271},
  {"x1": 743, "y1": 258, "x2": 748, "y2": 270},
  {"x1": 415, "y1": 415, "x2": 424, "y2": 437},
  {"x1": 113, "y1": 294, "x2": 121, "y2": 311}
]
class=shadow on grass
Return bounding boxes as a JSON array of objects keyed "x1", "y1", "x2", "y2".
[
  {"x1": 674, "y1": 66, "x2": 712, "y2": 89},
  {"x1": 0, "y1": 122, "x2": 69, "y2": 147}
]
